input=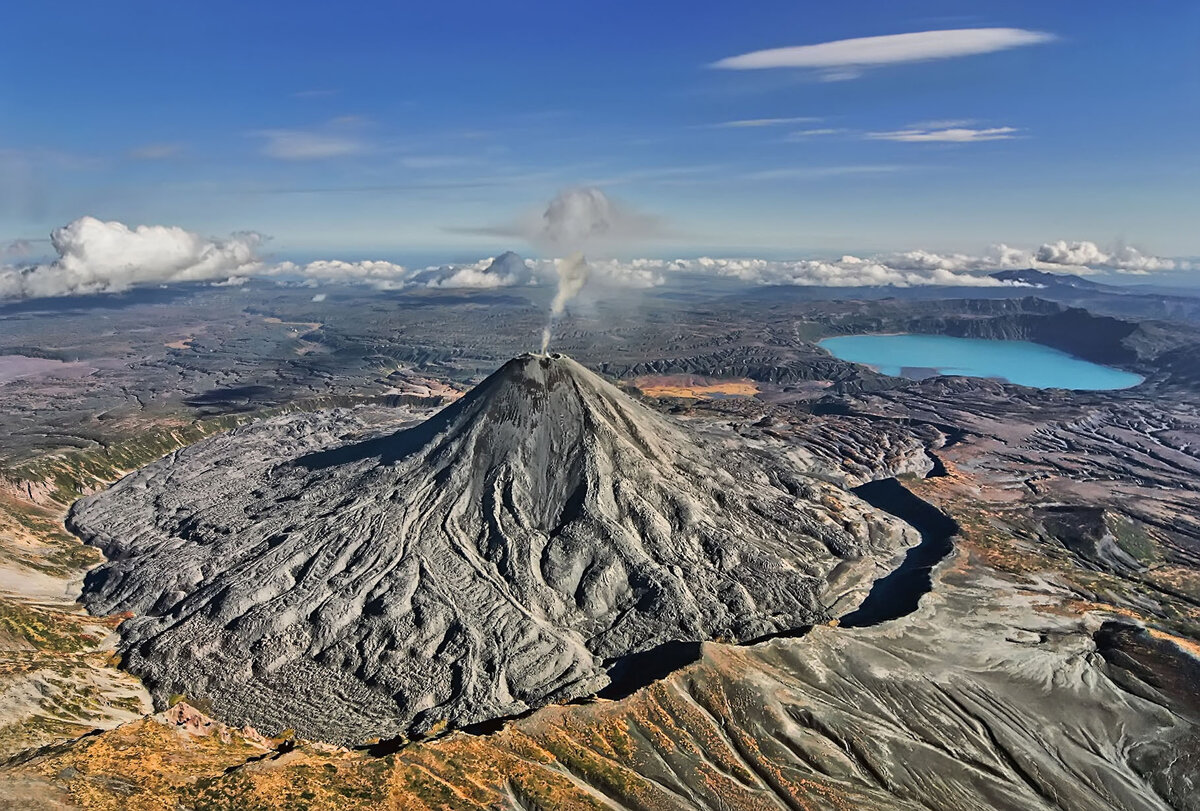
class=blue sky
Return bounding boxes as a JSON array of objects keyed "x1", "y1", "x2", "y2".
[{"x1": 1, "y1": 0, "x2": 1197, "y2": 262}]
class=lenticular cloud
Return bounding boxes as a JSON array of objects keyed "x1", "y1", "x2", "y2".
[
  {"x1": 711, "y1": 28, "x2": 1055, "y2": 83},
  {"x1": 712, "y1": 28, "x2": 1055, "y2": 73}
]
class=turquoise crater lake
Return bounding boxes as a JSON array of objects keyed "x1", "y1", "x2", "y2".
[{"x1": 819, "y1": 334, "x2": 1144, "y2": 391}]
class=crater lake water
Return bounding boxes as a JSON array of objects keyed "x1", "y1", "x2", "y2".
[{"x1": 819, "y1": 334, "x2": 1144, "y2": 390}]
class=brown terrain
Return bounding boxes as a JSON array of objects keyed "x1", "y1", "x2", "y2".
[
  {"x1": 0, "y1": 286, "x2": 1197, "y2": 809},
  {"x1": 2, "y1": 367, "x2": 1198, "y2": 809}
]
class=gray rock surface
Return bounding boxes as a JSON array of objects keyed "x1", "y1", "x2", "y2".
[{"x1": 70, "y1": 354, "x2": 911, "y2": 744}]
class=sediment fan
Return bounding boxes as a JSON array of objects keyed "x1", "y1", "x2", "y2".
[{"x1": 71, "y1": 353, "x2": 909, "y2": 744}]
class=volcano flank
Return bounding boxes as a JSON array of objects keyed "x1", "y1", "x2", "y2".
[{"x1": 71, "y1": 354, "x2": 911, "y2": 744}]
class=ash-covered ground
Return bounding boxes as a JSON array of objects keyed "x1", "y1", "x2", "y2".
[{"x1": 2, "y1": 273, "x2": 1199, "y2": 809}]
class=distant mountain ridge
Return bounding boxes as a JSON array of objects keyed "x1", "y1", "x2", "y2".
[{"x1": 989, "y1": 267, "x2": 1108, "y2": 290}]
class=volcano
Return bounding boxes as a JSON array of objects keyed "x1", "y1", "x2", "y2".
[{"x1": 71, "y1": 354, "x2": 911, "y2": 744}]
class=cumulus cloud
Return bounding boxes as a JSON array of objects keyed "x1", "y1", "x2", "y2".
[
  {"x1": 593, "y1": 239, "x2": 1187, "y2": 287},
  {"x1": 878, "y1": 241, "x2": 1188, "y2": 276},
  {"x1": 867, "y1": 126, "x2": 1019, "y2": 142},
  {"x1": 583, "y1": 258, "x2": 666, "y2": 289},
  {"x1": 711, "y1": 28, "x2": 1055, "y2": 79},
  {"x1": 0, "y1": 216, "x2": 547, "y2": 301},
  {"x1": 271, "y1": 259, "x2": 412, "y2": 289},
  {"x1": 0, "y1": 217, "x2": 263, "y2": 300},
  {"x1": 424, "y1": 267, "x2": 513, "y2": 289},
  {"x1": 420, "y1": 253, "x2": 534, "y2": 289},
  {"x1": 1034, "y1": 240, "x2": 1181, "y2": 273}
]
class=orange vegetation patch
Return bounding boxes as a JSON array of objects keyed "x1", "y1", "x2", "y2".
[
  {"x1": 634, "y1": 375, "x2": 759, "y2": 400},
  {"x1": 1148, "y1": 628, "x2": 1200, "y2": 660},
  {"x1": 1056, "y1": 597, "x2": 1200, "y2": 642},
  {"x1": 262, "y1": 316, "x2": 323, "y2": 332}
]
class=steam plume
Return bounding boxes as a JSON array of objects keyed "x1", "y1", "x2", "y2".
[
  {"x1": 540, "y1": 252, "x2": 588, "y2": 353},
  {"x1": 536, "y1": 187, "x2": 652, "y2": 353}
]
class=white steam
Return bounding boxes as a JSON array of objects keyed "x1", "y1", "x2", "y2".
[
  {"x1": 533, "y1": 187, "x2": 658, "y2": 353},
  {"x1": 540, "y1": 252, "x2": 589, "y2": 353}
]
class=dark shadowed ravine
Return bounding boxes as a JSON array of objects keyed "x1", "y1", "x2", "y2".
[{"x1": 839, "y1": 477, "x2": 958, "y2": 628}]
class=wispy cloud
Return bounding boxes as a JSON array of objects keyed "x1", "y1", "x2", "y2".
[
  {"x1": 710, "y1": 117, "x2": 821, "y2": 128},
  {"x1": 255, "y1": 126, "x2": 365, "y2": 160},
  {"x1": 783, "y1": 128, "x2": 846, "y2": 140},
  {"x1": 867, "y1": 126, "x2": 1019, "y2": 142},
  {"x1": 129, "y1": 142, "x2": 184, "y2": 160},
  {"x1": 1, "y1": 238, "x2": 37, "y2": 260},
  {"x1": 745, "y1": 165, "x2": 906, "y2": 181},
  {"x1": 290, "y1": 89, "x2": 338, "y2": 99},
  {"x1": 911, "y1": 119, "x2": 976, "y2": 129},
  {"x1": 583, "y1": 164, "x2": 723, "y2": 187},
  {"x1": 240, "y1": 180, "x2": 513, "y2": 195},
  {"x1": 399, "y1": 155, "x2": 475, "y2": 170},
  {"x1": 711, "y1": 28, "x2": 1054, "y2": 80}
]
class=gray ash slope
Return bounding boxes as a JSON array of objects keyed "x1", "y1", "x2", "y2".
[{"x1": 71, "y1": 353, "x2": 910, "y2": 744}]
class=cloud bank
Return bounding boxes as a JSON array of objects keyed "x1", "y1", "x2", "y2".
[
  {"x1": 622, "y1": 256, "x2": 1009, "y2": 288},
  {"x1": 275, "y1": 252, "x2": 537, "y2": 292},
  {"x1": 1, "y1": 216, "x2": 1189, "y2": 302},
  {"x1": 1034, "y1": 240, "x2": 1180, "y2": 273},
  {"x1": 712, "y1": 28, "x2": 1054, "y2": 80},
  {"x1": 571, "y1": 241, "x2": 1191, "y2": 289},
  {"x1": 0, "y1": 218, "x2": 548, "y2": 301},
  {"x1": 271, "y1": 259, "x2": 413, "y2": 289}
]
